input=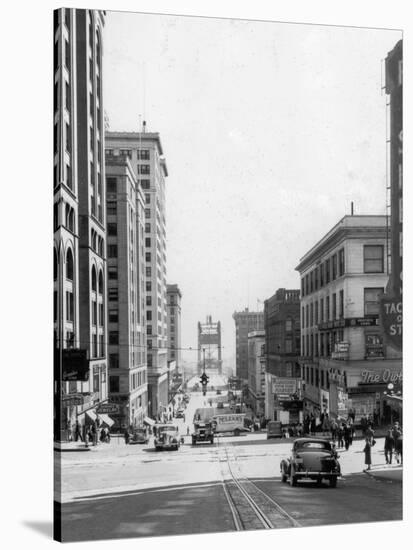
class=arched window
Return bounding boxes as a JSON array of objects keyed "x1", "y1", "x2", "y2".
[
  {"x1": 98, "y1": 270, "x2": 103, "y2": 294},
  {"x1": 92, "y1": 229, "x2": 97, "y2": 252},
  {"x1": 65, "y1": 205, "x2": 75, "y2": 232},
  {"x1": 54, "y1": 248, "x2": 58, "y2": 280},
  {"x1": 91, "y1": 265, "x2": 97, "y2": 291},
  {"x1": 66, "y1": 248, "x2": 74, "y2": 280}
]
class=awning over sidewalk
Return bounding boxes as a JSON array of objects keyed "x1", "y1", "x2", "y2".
[
  {"x1": 98, "y1": 413, "x2": 115, "y2": 428},
  {"x1": 144, "y1": 416, "x2": 155, "y2": 426},
  {"x1": 85, "y1": 410, "x2": 97, "y2": 423}
]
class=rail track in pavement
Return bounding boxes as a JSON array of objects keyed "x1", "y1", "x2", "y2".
[{"x1": 216, "y1": 437, "x2": 301, "y2": 531}]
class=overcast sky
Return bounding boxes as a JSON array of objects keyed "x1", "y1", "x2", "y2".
[{"x1": 103, "y1": 11, "x2": 401, "y2": 368}]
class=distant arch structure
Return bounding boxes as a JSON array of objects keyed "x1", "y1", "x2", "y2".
[{"x1": 197, "y1": 315, "x2": 222, "y2": 375}]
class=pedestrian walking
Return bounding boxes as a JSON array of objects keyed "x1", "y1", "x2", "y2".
[
  {"x1": 365, "y1": 423, "x2": 375, "y2": 444},
  {"x1": 393, "y1": 423, "x2": 402, "y2": 464},
  {"x1": 343, "y1": 423, "x2": 351, "y2": 450},
  {"x1": 75, "y1": 421, "x2": 83, "y2": 442},
  {"x1": 186, "y1": 426, "x2": 190, "y2": 436},
  {"x1": 124, "y1": 428, "x2": 130, "y2": 445},
  {"x1": 337, "y1": 424, "x2": 344, "y2": 448},
  {"x1": 330, "y1": 420, "x2": 338, "y2": 442},
  {"x1": 384, "y1": 429, "x2": 395, "y2": 464},
  {"x1": 363, "y1": 438, "x2": 372, "y2": 471},
  {"x1": 310, "y1": 416, "x2": 316, "y2": 435}
]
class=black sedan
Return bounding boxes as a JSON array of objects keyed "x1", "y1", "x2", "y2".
[{"x1": 280, "y1": 438, "x2": 341, "y2": 488}]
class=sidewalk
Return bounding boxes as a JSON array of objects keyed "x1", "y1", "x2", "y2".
[
  {"x1": 364, "y1": 464, "x2": 403, "y2": 483},
  {"x1": 55, "y1": 441, "x2": 91, "y2": 452}
]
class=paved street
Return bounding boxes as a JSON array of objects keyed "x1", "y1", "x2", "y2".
[{"x1": 56, "y1": 390, "x2": 402, "y2": 542}]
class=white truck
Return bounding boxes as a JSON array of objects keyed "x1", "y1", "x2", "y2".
[{"x1": 211, "y1": 413, "x2": 248, "y2": 436}]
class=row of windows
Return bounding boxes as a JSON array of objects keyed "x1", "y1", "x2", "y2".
[
  {"x1": 106, "y1": 149, "x2": 150, "y2": 160},
  {"x1": 301, "y1": 248, "x2": 345, "y2": 296},
  {"x1": 301, "y1": 287, "x2": 383, "y2": 329},
  {"x1": 301, "y1": 246, "x2": 384, "y2": 298},
  {"x1": 53, "y1": 202, "x2": 75, "y2": 233}
]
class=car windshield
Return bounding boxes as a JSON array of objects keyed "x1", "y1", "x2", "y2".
[
  {"x1": 134, "y1": 429, "x2": 145, "y2": 434},
  {"x1": 158, "y1": 426, "x2": 177, "y2": 433},
  {"x1": 296, "y1": 441, "x2": 331, "y2": 451}
]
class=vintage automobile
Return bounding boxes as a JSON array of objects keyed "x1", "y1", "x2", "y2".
[
  {"x1": 280, "y1": 438, "x2": 341, "y2": 487},
  {"x1": 154, "y1": 423, "x2": 180, "y2": 451},
  {"x1": 129, "y1": 427, "x2": 149, "y2": 445},
  {"x1": 192, "y1": 421, "x2": 214, "y2": 445},
  {"x1": 175, "y1": 408, "x2": 185, "y2": 419}
]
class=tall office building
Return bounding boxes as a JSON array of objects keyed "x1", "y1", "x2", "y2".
[
  {"x1": 106, "y1": 129, "x2": 168, "y2": 419},
  {"x1": 232, "y1": 309, "x2": 264, "y2": 382},
  {"x1": 54, "y1": 8, "x2": 107, "y2": 440},
  {"x1": 105, "y1": 153, "x2": 148, "y2": 429},
  {"x1": 167, "y1": 284, "x2": 182, "y2": 369}
]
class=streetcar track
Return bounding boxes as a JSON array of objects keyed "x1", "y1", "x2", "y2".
[{"x1": 217, "y1": 438, "x2": 301, "y2": 530}]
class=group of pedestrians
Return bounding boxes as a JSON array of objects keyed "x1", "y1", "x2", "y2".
[
  {"x1": 331, "y1": 420, "x2": 355, "y2": 450},
  {"x1": 363, "y1": 421, "x2": 402, "y2": 471},
  {"x1": 72, "y1": 419, "x2": 110, "y2": 446}
]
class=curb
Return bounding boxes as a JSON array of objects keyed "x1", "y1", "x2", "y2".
[{"x1": 363, "y1": 468, "x2": 402, "y2": 483}]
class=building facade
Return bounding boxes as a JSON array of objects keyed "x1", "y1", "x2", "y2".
[
  {"x1": 247, "y1": 331, "x2": 266, "y2": 416},
  {"x1": 264, "y1": 289, "x2": 302, "y2": 423},
  {"x1": 105, "y1": 154, "x2": 148, "y2": 429},
  {"x1": 233, "y1": 309, "x2": 264, "y2": 382},
  {"x1": 54, "y1": 8, "x2": 107, "y2": 441},
  {"x1": 166, "y1": 284, "x2": 182, "y2": 369},
  {"x1": 296, "y1": 215, "x2": 401, "y2": 423},
  {"x1": 105, "y1": 130, "x2": 169, "y2": 419}
]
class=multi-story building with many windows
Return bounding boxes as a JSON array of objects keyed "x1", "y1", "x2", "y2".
[
  {"x1": 167, "y1": 284, "x2": 182, "y2": 368},
  {"x1": 233, "y1": 309, "x2": 264, "y2": 382},
  {"x1": 105, "y1": 129, "x2": 169, "y2": 419},
  {"x1": 105, "y1": 154, "x2": 148, "y2": 429},
  {"x1": 247, "y1": 331, "x2": 266, "y2": 416},
  {"x1": 296, "y1": 215, "x2": 401, "y2": 422},
  {"x1": 264, "y1": 289, "x2": 302, "y2": 423},
  {"x1": 54, "y1": 8, "x2": 107, "y2": 440}
]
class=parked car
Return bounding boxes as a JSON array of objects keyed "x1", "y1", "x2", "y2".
[
  {"x1": 129, "y1": 427, "x2": 149, "y2": 445},
  {"x1": 280, "y1": 438, "x2": 341, "y2": 487},
  {"x1": 154, "y1": 424, "x2": 180, "y2": 451},
  {"x1": 267, "y1": 420, "x2": 283, "y2": 439}
]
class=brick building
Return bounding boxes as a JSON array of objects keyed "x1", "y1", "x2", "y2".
[{"x1": 264, "y1": 289, "x2": 301, "y2": 423}]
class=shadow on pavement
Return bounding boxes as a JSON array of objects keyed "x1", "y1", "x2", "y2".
[
  {"x1": 71, "y1": 479, "x2": 224, "y2": 501},
  {"x1": 23, "y1": 521, "x2": 53, "y2": 538}
]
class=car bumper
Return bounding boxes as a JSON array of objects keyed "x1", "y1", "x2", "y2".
[{"x1": 295, "y1": 471, "x2": 340, "y2": 479}]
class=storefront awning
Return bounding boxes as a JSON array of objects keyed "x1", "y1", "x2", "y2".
[
  {"x1": 85, "y1": 409, "x2": 97, "y2": 423},
  {"x1": 98, "y1": 413, "x2": 115, "y2": 428},
  {"x1": 144, "y1": 416, "x2": 155, "y2": 426}
]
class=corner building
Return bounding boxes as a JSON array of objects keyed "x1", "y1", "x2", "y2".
[
  {"x1": 296, "y1": 215, "x2": 401, "y2": 422},
  {"x1": 105, "y1": 153, "x2": 148, "y2": 429},
  {"x1": 54, "y1": 8, "x2": 107, "y2": 439},
  {"x1": 106, "y1": 131, "x2": 168, "y2": 419}
]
